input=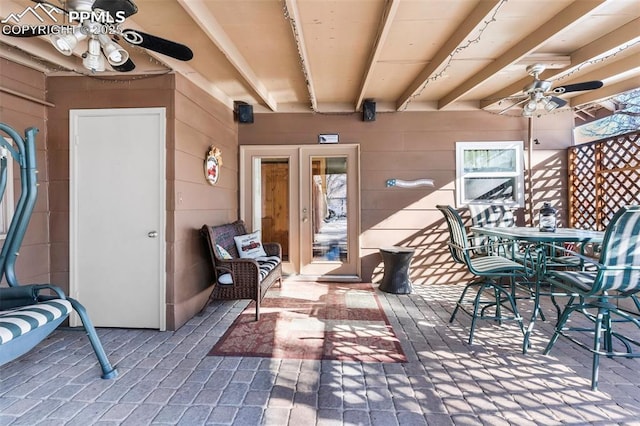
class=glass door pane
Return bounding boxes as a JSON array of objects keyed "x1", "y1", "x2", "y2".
[
  {"x1": 261, "y1": 159, "x2": 290, "y2": 261},
  {"x1": 311, "y1": 156, "x2": 348, "y2": 262},
  {"x1": 300, "y1": 145, "x2": 359, "y2": 279}
]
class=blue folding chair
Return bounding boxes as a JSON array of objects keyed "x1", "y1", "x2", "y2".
[{"x1": 543, "y1": 205, "x2": 640, "y2": 391}]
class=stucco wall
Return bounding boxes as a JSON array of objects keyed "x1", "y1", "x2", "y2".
[{"x1": 239, "y1": 110, "x2": 574, "y2": 283}]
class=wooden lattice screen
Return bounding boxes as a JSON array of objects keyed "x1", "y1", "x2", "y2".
[{"x1": 568, "y1": 130, "x2": 640, "y2": 230}]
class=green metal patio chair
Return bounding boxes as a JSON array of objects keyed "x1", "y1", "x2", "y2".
[
  {"x1": 437, "y1": 205, "x2": 532, "y2": 344},
  {"x1": 469, "y1": 203, "x2": 516, "y2": 257},
  {"x1": 543, "y1": 205, "x2": 640, "y2": 391}
]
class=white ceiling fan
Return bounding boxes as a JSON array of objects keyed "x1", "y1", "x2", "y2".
[{"x1": 498, "y1": 64, "x2": 603, "y2": 116}]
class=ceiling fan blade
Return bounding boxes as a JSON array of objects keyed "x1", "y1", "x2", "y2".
[
  {"x1": 122, "y1": 29, "x2": 194, "y2": 61},
  {"x1": 111, "y1": 58, "x2": 136, "y2": 72},
  {"x1": 0, "y1": 25, "x2": 58, "y2": 37},
  {"x1": 498, "y1": 97, "x2": 528, "y2": 115},
  {"x1": 92, "y1": 0, "x2": 138, "y2": 19},
  {"x1": 552, "y1": 80, "x2": 603, "y2": 94},
  {"x1": 549, "y1": 96, "x2": 567, "y2": 108}
]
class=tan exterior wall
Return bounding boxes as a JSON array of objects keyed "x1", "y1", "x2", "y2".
[
  {"x1": 1, "y1": 55, "x2": 573, "y2": 326},
  {"x1": 45, "y1": 73, "x2": 237, "y2": 330},
  {"x1": 239, "y1": 110, "x2": 574, "y2": 283},
  {"x1": 0, "y1": 59, "x2": 49, "y2": 285},
  {"x1": 170, "y1": 74, "x2": 239, "y2": 330}
]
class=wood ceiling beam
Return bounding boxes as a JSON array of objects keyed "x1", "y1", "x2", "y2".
[
  {"x1": 284, "y1": 0, "x2": 317, "y2": 112},
  {"x1": 439, "y1": 0, "x2": 607, "y2": 110},
  {"x1": 355, "y1": 0, "x2": 400, "y2": 111},
  {"x1": 176, "y1": 0, "x2": 278, "y2": 111},
  {"x1": 119, "y1": 17, "x2": 234, "y2": 109},
  {"x1": 395, "y1": 0, "x2": 501, "y2": 111},
  {"x1": 570, "y1": 74, "x2": 640, "y2": 108},
  {"x1": 0, "y1": 37, "x2": 79, "y2": 73},
  {"x1": 561, "y1": 52, "x2": 640, "y2": 85},
  {"x1": 480, "y1": 17, "x2": 640, "y2": 109}
]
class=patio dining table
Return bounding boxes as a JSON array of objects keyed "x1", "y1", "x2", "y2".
[{"x1": 469, "y1": 226, "x2": 605, "y2": 353}]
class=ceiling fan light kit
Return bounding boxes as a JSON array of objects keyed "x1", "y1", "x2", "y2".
[
  {"x1": 499, "y1": 63, "x2": 602, "y2": 117},
  {"x1": 50, "y1": 27, "x2": 87, "y2": 56},
  {"x1": 6, "y1": 0, "x2": 194, "y2": 74},
  {"x1": 97, "y1": 34, "x2": 129, "y2": 66},
  {"x1": 82, "y1": 37, "x2": 105, "y2": 72}
]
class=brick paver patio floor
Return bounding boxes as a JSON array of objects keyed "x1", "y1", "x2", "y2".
[{"x1": 1, "y1": 281, "x2": 639, "y2": 425}]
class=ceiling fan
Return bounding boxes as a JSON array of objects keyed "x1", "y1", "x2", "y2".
[
  {"x1": 2, "y1": 0, "x2": 193, "y2": 73},
  {"x1": 498, "y1": 64, "x2": 603, "y2": 116}
]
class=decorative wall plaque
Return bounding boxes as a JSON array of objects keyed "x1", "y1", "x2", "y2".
[{"x1": 205, "y1": 146, "x2": 223, "y2": 185}]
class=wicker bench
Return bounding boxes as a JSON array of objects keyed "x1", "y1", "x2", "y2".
[{"x1": 201, "y1": 220, "x2": 282, "y2": 320}]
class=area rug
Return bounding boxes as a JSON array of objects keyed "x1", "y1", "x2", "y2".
[{"x1": 209, "y1": 282, "x2": 407, "y2": 363}]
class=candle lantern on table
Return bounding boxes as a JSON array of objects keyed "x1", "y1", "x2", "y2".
[{"x1": 539, "y1": 202, "x2": 557, "y2": 232}]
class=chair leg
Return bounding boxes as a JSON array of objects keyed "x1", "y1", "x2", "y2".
[
  {"x1": 494, "y1": 286, "x2": 503, "y2": 325},
  {"x1": 494, "y1": 284, "x2": 524, "y2": 335},
  {"x1": 450, "y1": 279, "x2": 478, "y2": 323},
  {"x1": 543, "y1": 303, "x2": 575, "y2": 355},
  {"x1": 255, "y1": 298, "x2": 260, "y2": 321},
  {"x1": 591, "y1": 308, "x2": 605, "y2": 391},
  {"x1": 468, "y1": 282, "x2": 491, "y2": 345},
  {"x1": 67, "y1": 297, "x2": 118, "y2": 379},
  {"x1": 603, "y1": 310, "x2": 614, "y2": 356}
]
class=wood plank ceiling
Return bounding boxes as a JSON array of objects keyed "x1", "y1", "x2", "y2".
[{"x1": 1, "y1": 0, "x2": 639, "y2": 118}]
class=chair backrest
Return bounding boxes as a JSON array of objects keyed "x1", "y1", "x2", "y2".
[
  {"x1": 436, "y1": 205, "x2": 469, "y2": 265},
  {"x1": 595, "y1": 205, "x2": 640, "y2": 293},
  {"x1": 203, "y1": 220, "x2": 247, "y2": 260},
  {"x1": 469, "y1": 204, "x2": 515, "y2": 228},
  {"x1": 469, "y1": 204, "x2": 516, "y2": 253}
]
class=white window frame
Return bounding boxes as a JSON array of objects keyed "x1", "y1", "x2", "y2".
[
  {"x1": 455, "y1": 141, "x2": 525, "y2": 208},
  {"x1": 0, "y1": 139, "x2": 15, "y2": 239}
]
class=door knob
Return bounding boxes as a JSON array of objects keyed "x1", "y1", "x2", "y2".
[{"x1": 148, "y1": 231, "x2": 158, "y2": 238}]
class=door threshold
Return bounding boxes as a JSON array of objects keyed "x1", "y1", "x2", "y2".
[{"x1": 283, "y1": 274, "x2": 361, "y2": 283}]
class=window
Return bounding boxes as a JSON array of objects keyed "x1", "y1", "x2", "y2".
[
  {"x1": 456, "y1": 141, "x2": 524, "y2": 207},
  {"x1": 0, "y1": 141, "x2": 15, "y2": 239}
]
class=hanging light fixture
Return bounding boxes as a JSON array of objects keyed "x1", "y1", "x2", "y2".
[
  {"x1": 97, "y1": 34, "x2": 129, "y2": 66},
  {"x1": 49, "y1": 20, "x2": 125, "y2": 72},
  {"x1": 82, "y1": 37, "x2": 105, "y2": 72},
  {"x1": 522, "y1": 99, "x2": 537, "y2": 117},
  {"x1": 50, "y1": 27, "x2": 87, "y2": 56},
  {"x1": 540, "y1": 96, "x2": 560, "y2": 112}
]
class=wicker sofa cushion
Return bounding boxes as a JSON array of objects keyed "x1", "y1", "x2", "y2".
[{"x1": 218, "y1": 255, "x2": 281, "y2": 285}]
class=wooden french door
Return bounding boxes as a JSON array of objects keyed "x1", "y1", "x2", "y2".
[{"x1": 240, "y1": 144, "x2": 360, "y2": 280}]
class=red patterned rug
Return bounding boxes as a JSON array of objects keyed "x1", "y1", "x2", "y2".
[{"x1": 209, "y1": 282, "x2": 407, "y2": 363}]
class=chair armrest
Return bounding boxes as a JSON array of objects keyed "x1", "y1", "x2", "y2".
[
  {"x1": 217, "y1": 258, "x2": 261, "y2": 281},
  {"x1": 0, "y1": 284, "x2": 66, "y2": 310},
  {"x1": 538, "y1": 242, "x2": 603, "y2": 270}
]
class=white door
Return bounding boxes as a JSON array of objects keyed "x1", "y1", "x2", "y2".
[
  {"x1": 240, "y1": 144, "x2": 360, "y2": 280},
  {"x1": 70, "y1": 108, "x2": 166, "y2": 330}
]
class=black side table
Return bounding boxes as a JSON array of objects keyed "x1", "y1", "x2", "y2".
[{"x1": 378, "y1": 246, "x2": 415, "y2": 294}]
